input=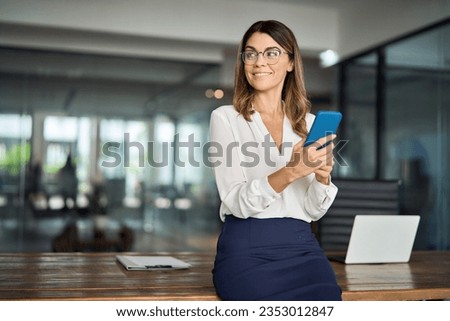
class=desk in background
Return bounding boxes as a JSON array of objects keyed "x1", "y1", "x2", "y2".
[{"x1": 0, "y1": 251, "x2": 449, "y2": 301}]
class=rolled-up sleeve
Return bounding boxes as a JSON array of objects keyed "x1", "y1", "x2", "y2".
[{"x1": 304, "y1": 178, "x2": 338, "y2": 221}]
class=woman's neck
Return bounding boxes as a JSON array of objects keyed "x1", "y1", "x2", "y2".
[{"x1": 252, "y1": 93, "x2": 284, "y2": 118}]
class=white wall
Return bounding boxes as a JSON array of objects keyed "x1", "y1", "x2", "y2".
[
  {"x1": 0, "y1": 0, "x2": 338, "y2": 61},
  {"x1": 337, "y1": 0, "x2": 450, "y2": 59},
  {"x1": 1, "y1": 0, "x2": 447, "y2": 62}
]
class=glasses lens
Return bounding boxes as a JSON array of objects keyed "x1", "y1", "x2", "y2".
[
  {"x1": 242, "y1": 51, "x2": 257, "y2": 64},
  {"x1": 265, "y1": 50, "x2": 281, "y2": 61}
]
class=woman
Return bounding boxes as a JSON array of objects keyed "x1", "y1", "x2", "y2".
[{"x1": 209, "y1": 20, "x2": 341, "y2": 300}]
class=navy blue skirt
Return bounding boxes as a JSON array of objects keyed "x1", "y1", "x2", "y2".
[{"x1": 212, "y1": 216, "x2": 342, "y2": 301}]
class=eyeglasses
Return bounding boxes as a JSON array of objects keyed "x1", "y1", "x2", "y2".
[{"x1": 241, "y1": 48, "x2": 290, "y2": 65}]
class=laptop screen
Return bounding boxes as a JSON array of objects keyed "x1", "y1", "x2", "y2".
[{"x1": 331, "y1": 215, "x2": 420, "y2": 264}]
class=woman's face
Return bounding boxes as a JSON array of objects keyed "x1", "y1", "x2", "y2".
[{"x1": 243, "y1": 32, "x2": 293, "y2": 95}]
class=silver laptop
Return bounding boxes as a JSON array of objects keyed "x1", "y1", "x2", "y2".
[{"x1": 329, "y1": 215, "x2": 420, "y2": 264}]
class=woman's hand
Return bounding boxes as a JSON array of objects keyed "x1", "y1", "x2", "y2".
[
  {"x1": 314, "y1": 163, "x2": 334, "y2": 185},
  {"x1": 268, "y1": 134, "x2": 335, "y2": 192},
  {"x1": 312, "y1": 135, "x2": 335, "y2": 185},
  {"x1": 288, "y1": 134, "x2": 335, "y2": 178}
]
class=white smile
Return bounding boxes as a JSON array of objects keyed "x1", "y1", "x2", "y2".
[{"x1": 253, "y1": 72, "x2": 272, "y2": 76}]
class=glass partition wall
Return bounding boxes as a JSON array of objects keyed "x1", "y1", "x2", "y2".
[
  {"x1": 0, "y1": 47, "x2": 226, "y2": 252},
  {"x1": 336, "y1": 19, "x2": 450, "y2": 250}
]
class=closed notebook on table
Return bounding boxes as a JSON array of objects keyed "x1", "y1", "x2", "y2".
[{"x1": 116, "y1": 255, "x2": 191, "y2": 270}]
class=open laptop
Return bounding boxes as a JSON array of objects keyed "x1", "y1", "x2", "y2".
[{"x1": 328, "y1": 215, "x2": 420, "y2": 264}]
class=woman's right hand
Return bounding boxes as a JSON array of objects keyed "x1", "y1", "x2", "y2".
[{"x1": 287, "y1": 134, "x2": 336, "y2": 180}]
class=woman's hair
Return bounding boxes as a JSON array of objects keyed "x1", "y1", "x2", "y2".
[{"x1": 233, "y1": 20, "x2": 311, "y2": 138}]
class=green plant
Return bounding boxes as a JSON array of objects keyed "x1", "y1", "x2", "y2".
[{"x1": 0, "y1": 143, "x2": 31, "y2": 176}]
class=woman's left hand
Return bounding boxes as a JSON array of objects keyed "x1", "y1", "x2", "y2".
[{"x1": 314, "y1": 143, "x2": 335, "y2": 185}]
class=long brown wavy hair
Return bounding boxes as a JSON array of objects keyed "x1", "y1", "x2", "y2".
[{"x1": 233, "y1": 20, "x2": 311, "y2": 138}]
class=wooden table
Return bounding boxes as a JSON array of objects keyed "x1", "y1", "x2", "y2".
[
  {"x1": 0, "y1": 251, "x2": 449, "y2": 301},
  {"x1": 332, "y1": 251, "x2": 450, "y2": 300}
]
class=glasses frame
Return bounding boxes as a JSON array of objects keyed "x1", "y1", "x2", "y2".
[{"x1": 241, "y1": 48, "x2": 290, "y2": 65}]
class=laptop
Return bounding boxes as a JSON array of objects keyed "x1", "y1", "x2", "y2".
[{"x1": 328, "y1": 215, "x2": 420, "y2": 264}]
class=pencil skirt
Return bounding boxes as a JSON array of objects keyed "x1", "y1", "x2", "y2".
[{"x1": 212, "y1": 215, "x2": 342, "y2": 301}]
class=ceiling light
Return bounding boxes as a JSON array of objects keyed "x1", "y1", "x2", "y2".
[{"x1": 319, "y1": 50, "x2": 339, "y2": 67}]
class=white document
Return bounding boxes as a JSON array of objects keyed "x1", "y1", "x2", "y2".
[{"x1": 116, "y1": 255, "x2": 191, "y2": 270}]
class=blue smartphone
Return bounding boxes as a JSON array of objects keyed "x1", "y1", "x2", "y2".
[{"x1": 303, "y1": 111, "x2": 342, "y2": 149}]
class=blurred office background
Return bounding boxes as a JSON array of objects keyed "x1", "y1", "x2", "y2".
[{"x1": 0, "y1": 0, "x2": 449, "y2": 252}]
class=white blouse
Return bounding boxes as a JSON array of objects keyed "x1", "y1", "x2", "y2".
[{"x1": 209, "y1": 105, "x2": 338, "y2": 223}]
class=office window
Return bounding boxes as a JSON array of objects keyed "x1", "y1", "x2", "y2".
[
  {"x1": 43, "y1": 116, "x2": 91, "y2": 193},
  {"x1": 0, "y1": 45, "x2": 224, "y2": 252},
  {"x1": 99, "y1": 118, "x2": 150, "y2": 209},
  {"x1": 337, "y1": 54, "x2": 377, "y2": 178},
  {"x1": 336, "y1": 20, "x2": 450, "y2": 250},
  {"x1": 0, "y1": 114, "x2": 31, "y2": 177},
  {"x1": 0, "y1": 114, "x2": 31, "y2": 231},
  {"x1": 174, "y1": 122, "x2": 204, "y2": 187},
  {"x1": 151, "y1": 115, "x2": 176, "y2": 186},
  {"x1": 383, "y1": 23, "x2": 450, "y2": 249}
]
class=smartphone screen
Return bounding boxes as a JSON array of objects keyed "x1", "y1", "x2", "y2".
[{"x1": 304, "y1": 111, "x2": 342, "y2": 149}]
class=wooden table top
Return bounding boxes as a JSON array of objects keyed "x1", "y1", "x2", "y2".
[
  {"x1": 0, "y1": 251, "x2": 449, "y2": 301},
  {"x1": 332, "y1": 251, "x2": 450, "y2": 301},
  {"x1": 0, "y1": 252, "x2": 217, "y2": 301}
]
